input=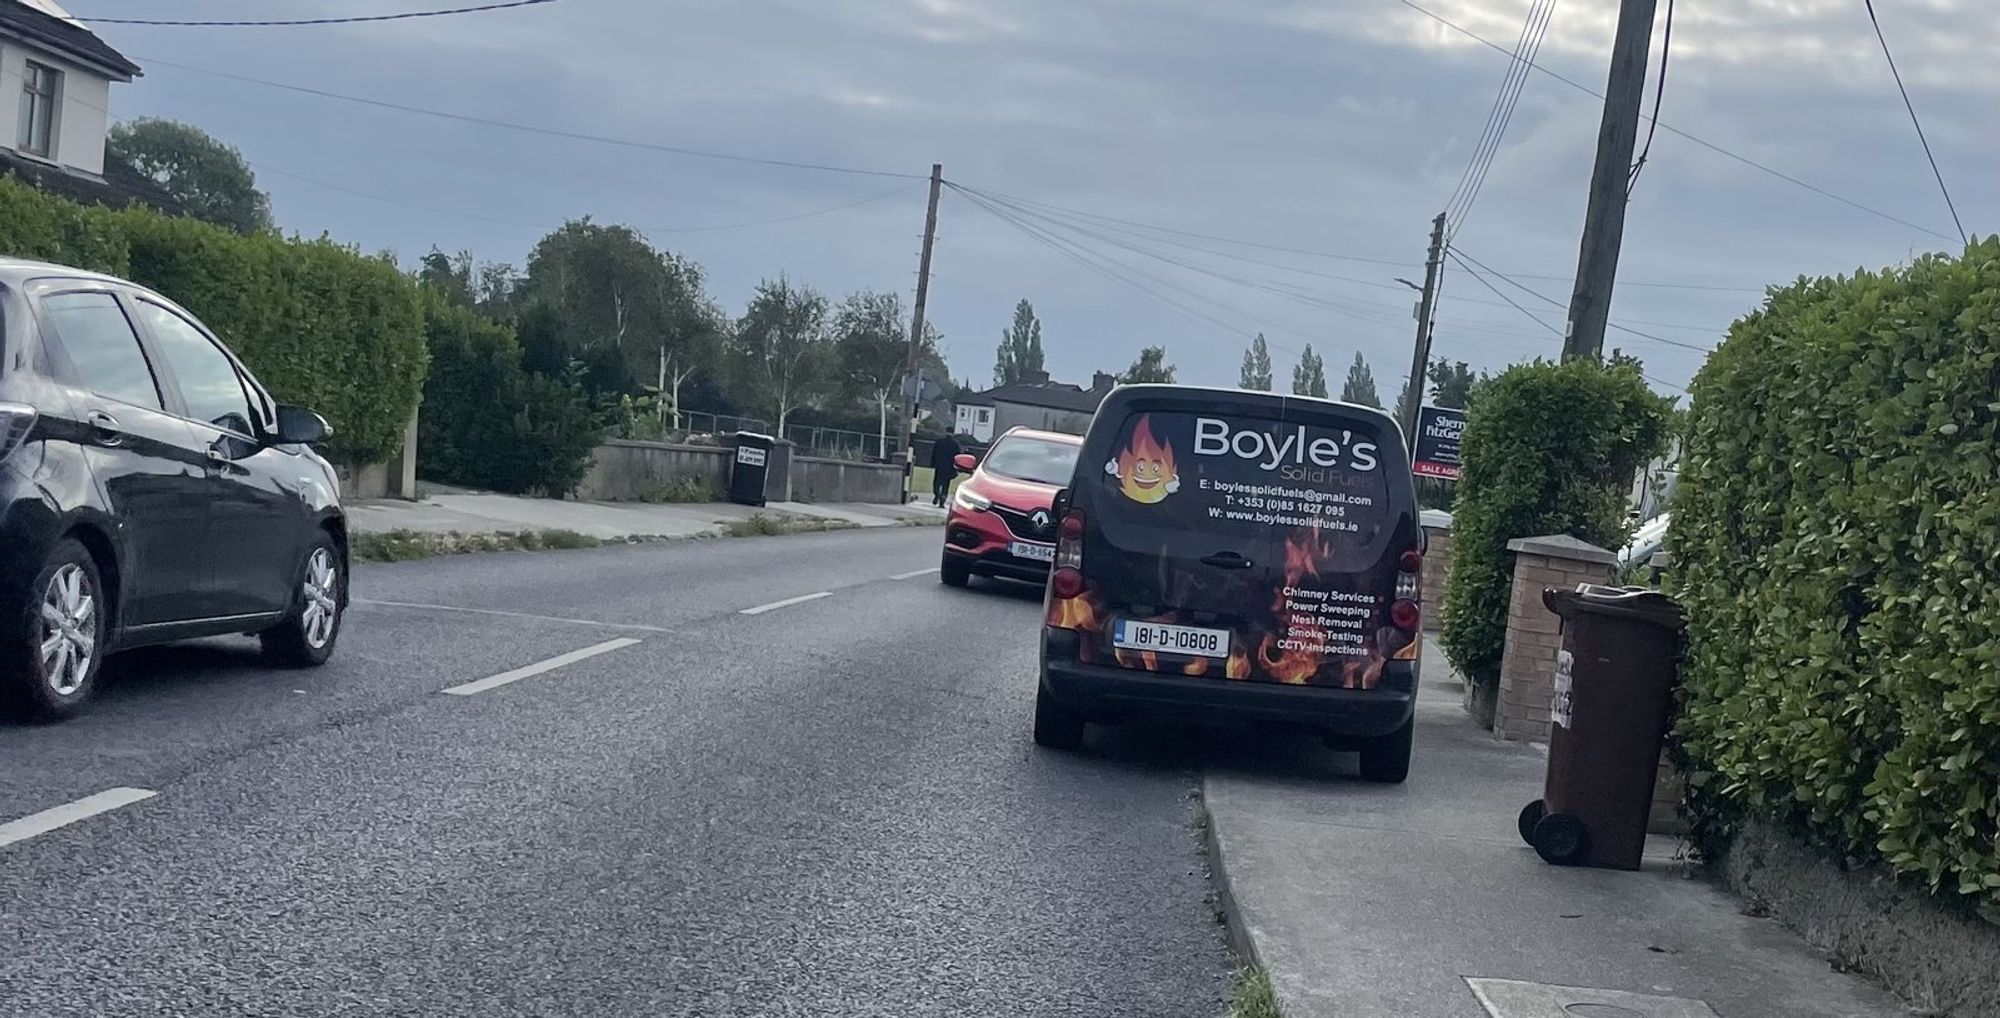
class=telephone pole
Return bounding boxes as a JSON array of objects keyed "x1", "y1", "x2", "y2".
[
  {"x1": 1562, "y1": 0, "x2": 1659, "y2": 361},
  {"x1": 1401, "y1": 212, "x2": 1446, "y2": 441},
  {"x1": 900, "y1": 162, "x2": 944, "y2": 503}
]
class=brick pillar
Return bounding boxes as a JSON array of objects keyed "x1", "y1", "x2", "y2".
[
  {"x1": 1493, "y1": 534, "x2": 1616, "y2": 742},
  {"x1": 1420, "y1": 524, "x2": 1453, "y2": 631}
]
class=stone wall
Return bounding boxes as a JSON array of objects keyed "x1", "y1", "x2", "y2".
[
  {"x1": 575, "y1": 440, "x2": 904, "y2": 505},
  {"x1": 790, "y1": 455, "x2": 904, "y2": 504},
  {"x1": 1420, "y1": 526, "x2": 1453, "y2": 631},
  {"x1": 1493, "y1": 534, "x2": 1615, "y2": 743}
]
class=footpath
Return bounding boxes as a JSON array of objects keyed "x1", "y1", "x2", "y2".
[
  {"x1": 346, "y1": 487, "x2": 945, "y2": 540},
  {"x1": 1205, "y1": 636, "x2": 1907, "y2": 1018}
]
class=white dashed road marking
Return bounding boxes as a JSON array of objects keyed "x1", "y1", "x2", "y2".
[
  {"x1": 739, "y1": 591, "x2": 833, "y2": 615},
  {"x1": 441, "y1": 638, "x2": 643, "y2": 696},
  {"x1": 890, "y1": 567, "x2": 939, "y2": 580},
  {"x1": 357, "y1": 599, "x2": 678, "y2": 634},
  {"x1": 0, "y1": 788, "x2": 157, "y2": 850}
]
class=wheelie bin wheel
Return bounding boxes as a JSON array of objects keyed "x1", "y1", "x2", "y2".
[
  {"x1": 1531, "y1": 812, "x2": 1590, "y2": 865},
  {"x1": 1517, "y1": 799, "x2": 1546, "y2": 847}
]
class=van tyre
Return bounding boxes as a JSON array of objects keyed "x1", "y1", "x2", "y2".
[
  {"x1": 262, "y1": 534, "x2": 343, "y2": 667},
  {"x1": 1033, "y1": 685, "x2": 1085, "y2": 750},
  {"x1": 1357, "y1": 716, "x2": 1414, "y2": 783},
  {"x1": 940, "y1": 553, "x2": 971, "y2": 588},
  {"x1": 3, "y1": 539, "x2": 106, "y2": 723}
]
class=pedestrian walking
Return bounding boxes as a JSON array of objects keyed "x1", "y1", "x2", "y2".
[{"x1": 929, "y1": 434, "x2": 963, "y2": 507}]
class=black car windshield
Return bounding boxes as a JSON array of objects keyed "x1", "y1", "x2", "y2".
[{"x1": 983, "y1": 435, "x2": 1080, "y2": 485}]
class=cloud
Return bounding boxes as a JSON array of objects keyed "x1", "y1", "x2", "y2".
[{"x1": 79, "y1": 0, "x2": 1995, "y2": 394}]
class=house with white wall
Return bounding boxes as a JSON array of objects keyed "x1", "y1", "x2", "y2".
[
  {"x1": 953, "y1": 370, "x2": 1116, "y2": 443},
  {"x1": 0, "y1": 0, "x2": 172, "y2": 210}
]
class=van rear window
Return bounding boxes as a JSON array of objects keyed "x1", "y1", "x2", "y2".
[{"x1": 1092, "y1": 410, "x2": 1396, "y2": 569}]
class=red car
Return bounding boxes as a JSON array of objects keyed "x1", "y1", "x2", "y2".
[{"x1": 941, "y1": 427, "x2": 1085, "y2": 587}]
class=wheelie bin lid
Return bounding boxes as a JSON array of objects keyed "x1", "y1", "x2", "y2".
[{"x1": 1542, "y1": 583, "x2": 1685, "y2": 630}]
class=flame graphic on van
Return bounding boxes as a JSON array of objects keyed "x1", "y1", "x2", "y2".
[{"x1": 1105, "y1": 414, "x2": 1180, "y2": 504}]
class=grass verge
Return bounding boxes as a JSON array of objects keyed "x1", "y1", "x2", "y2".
[
  {"x1": 1227, "y1": 966, "x2": 1280, "y2": 1018},
  {"x1": 720, "y1": 514, "x2": 860, "y2": 538},
  {"x1": 351, "y1": 528, "x2": 602, "y2": 562}
]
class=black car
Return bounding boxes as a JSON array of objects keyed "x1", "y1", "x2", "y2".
[
  {"x1": 0, "y1": 258, "x2": 347, "y2": 721},
  {"x1": 1036, "y1": 385, "x2": 1425, "y2": 781}
]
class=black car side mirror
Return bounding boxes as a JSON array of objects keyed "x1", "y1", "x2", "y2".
[{"x1": 273, "y1": 404, "x2": 331, "y2": 446}]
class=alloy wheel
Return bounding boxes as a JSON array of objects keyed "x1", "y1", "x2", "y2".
[
  {"x1": 38, "y1": 564, "x2": 96, "y2": 697},
  {"x1": 301, "y1": 548, "x2": 339, "y2": 649}
]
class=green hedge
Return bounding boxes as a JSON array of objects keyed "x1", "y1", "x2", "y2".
[
  {"x1": 1441, "y1": 359, "x2": 1675, "y2": 687},
  {"x1": 417, "y1": 298, "x2": 598, "y2": 497},
  {"x1": 1674, "y1": 238, "x2": 2000, "y2": 902},
  {"x1": 0, "y1": 178, "x2": 423, "y2": 464}
]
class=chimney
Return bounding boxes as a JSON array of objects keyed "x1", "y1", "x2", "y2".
[
  {"x1": 1022, "y1": 368, "x2": 1051, "y2": 384},
  {"x1": 1092, "y1": 371, "x2": 1116, "y2": 392}
]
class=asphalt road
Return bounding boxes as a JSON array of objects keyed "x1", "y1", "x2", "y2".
[{"x1": 0, "y1": 529, "x2": 1229, "y2": 1017}]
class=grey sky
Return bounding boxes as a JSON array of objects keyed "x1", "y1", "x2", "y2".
[{"x1": 73, "y1": 0, "x2": 1995, "y2": 396}]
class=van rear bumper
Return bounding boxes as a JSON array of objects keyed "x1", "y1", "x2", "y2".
[{"x1": 1040, "y1": 629, "x2": 1416, "y2": 739}]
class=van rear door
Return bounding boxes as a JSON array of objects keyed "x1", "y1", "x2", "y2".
[{"x1": 1065, "y1": 389, "x2": 1420, "y2": 689}]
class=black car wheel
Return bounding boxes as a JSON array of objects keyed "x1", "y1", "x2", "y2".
[
  {"x1": 939, "y1": 552, "x2": 971, "y2": 588},
  {"x1": 262, "y1": 533, "x2": 343, "y2": 667},
  {"x1": 2, "y1": 539, "x2": 106, "y2": 723}
]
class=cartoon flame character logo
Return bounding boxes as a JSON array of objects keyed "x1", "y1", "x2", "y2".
[{"x1": 1104, "y1": 414, "x2": 1180, "y2": 504}]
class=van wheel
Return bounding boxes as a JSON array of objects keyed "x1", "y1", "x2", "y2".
[
  {"x1": 2, "y1": 539, "x2": 107, "y2": 723},
  {"x1": 940, "y1": 553, "x2": 971, "y2": 588},
  {"x1": 1357, "y1": 717, "x2": 1413, "y2": 783},
  {"x1": 1033, "y1": 685, "x2": 1085, "y2": 750},
  {"x1": 262, "y1": 535, "x2": 343, "y2": 667}
]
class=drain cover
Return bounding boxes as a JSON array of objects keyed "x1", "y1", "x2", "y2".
[{"x1": 1466, "y1": 978, "x2": 1720, "y2": 1018}]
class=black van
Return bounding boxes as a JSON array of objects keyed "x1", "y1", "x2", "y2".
[{"x1": 1035, "y1": 385, "x2": 1425, "y2": 781}]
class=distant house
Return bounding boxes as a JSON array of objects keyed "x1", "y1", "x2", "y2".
[
  {"x1": 954, "y1": 370, "x2": 1116, "y2": 443},
  {"x1": 0, "y1": 0, "x2": 175, "y2": 211}
]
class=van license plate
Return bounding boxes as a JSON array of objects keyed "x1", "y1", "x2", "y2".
[
  {"x1": 1009, "y1": 541, "x2": 1055, "y2": 563},
  {"x1": 1113, "y1": 620, "x2": 1230, "y2": 659}
]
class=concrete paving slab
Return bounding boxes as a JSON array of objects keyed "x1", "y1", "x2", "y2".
[
  {"x1": 1466, "y1": 978, "x2": 1720, "y2": 1018},
  {"x1": 1202, "y1": 636, "x2": 1907, "y2": 1018}
]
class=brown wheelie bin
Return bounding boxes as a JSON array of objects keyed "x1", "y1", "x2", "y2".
[{"x1": 1516, "y1": 584, "x2": 1686, "y2": 870}]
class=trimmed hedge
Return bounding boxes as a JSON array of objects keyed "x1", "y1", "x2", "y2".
[
  {"x1": 1441, "y1": 358, "x2": 1675, "y2": 687},
  {"x1": 417, "y1": 298, "x2": 598, "y2": 497},
  {"x1": 1674, "y1": 238, "x2": 2000, "y2": 902},
  {"x1": 0, "y1": 178, "x2": 423, "y2": 465}
]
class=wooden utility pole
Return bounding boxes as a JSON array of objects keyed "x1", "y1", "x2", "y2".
[
  {"x1": 1402, "y1": 212, "x2": 1446, "y2": 441},
  {"x1": 1562, "y1": 0, "x2": 1659, "y2": 361},
  {"x1": 900, "y1": 163, "x2": 944, "y2": 503}
]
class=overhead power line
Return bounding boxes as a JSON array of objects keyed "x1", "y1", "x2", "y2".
[
  {"x1": 1446, "y1": 252, "x2": 1686, "y2": 391},
  {"x1": 1626, "y1": 0, "x2": 1673, "y2": 195},
  {"x1": 1451, "y1": 247, "x2": 1714, "y2": 354},
  {"x1": 1863, "y1": 0, "x2": 1967, "y2": 245},
  {"x1": 1442, "y1": 0, "x2": 1558, "y2": 243},
  {"x1": 134, "y1": 56, "x2": 924, "y2": 180},
  {"x1": 75, "y1": 1, "x2": 556, "y2": 26},
  {"x1": 1393, "y1": 0, "x2": 1958, "y2": 242}
]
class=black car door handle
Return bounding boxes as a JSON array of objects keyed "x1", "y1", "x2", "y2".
[
  {"x1": 85, "y1": 411, "x2": 123, "y2": 445},
  {"x1": 1201, "y1": 552, "x2": 1253, "y2": 569}
]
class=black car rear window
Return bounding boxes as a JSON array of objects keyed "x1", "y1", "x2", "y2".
[{"x1": 1090, "y1": 409, "x2": 1398, "y2": 570}]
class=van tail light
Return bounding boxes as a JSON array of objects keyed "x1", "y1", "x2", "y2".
[
  {"x1": 0, "y1": 403, "x2": 37, "y2": 464},
  {"x1": 1390, "y1": 598, "x2": 1421, "y2": 633},
  {"x1": 1395, "y1": 547, "x2": 1422, "y2": 601},
  {"x1": 1051, "y1": 510, "x2": 1085, "y2": 599},
  {"x1": 1398, "y1": 549, "x2": 1423, "y2": 574}
]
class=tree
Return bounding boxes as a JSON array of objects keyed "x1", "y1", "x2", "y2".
[
  {"x1": 519, "y1": 219, "x2": 713, "y2": 402},
  {"x1": 108, "y1": 118, "x2": 273, "y2": 234},
  {"x1": 1292, "y1": 345, "x2": 1328, "y2": 398},
  {"x1": 734, "y1": 276, "x2": 831, "y2": 432},
  {"x1": 1340, "y1": 351, "x2": 1382, "y2": 407},
  {"x1": 1429, "y1": 359, "x2": 1480, "y2": 409},
  {"x1": 834, "y1": 289, "x2": 939, "y2": 458},
  {"x1": 993, "y1": 298, "x2": 1045, "y2": 385},
  {"x1": 1239, "y1": 333, "x2": 1274, "y2": 390},
  {"x1": 1120, "y1": 345, "x2": 1176, "y2": 384}
]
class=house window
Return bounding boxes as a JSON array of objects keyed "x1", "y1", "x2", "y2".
[
  {"x1": 977, "y1": 409, "x2": 991, "y2": 423},
  {"x1": 18, "y1": 61, "x2": 60, "y2": 157}
]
